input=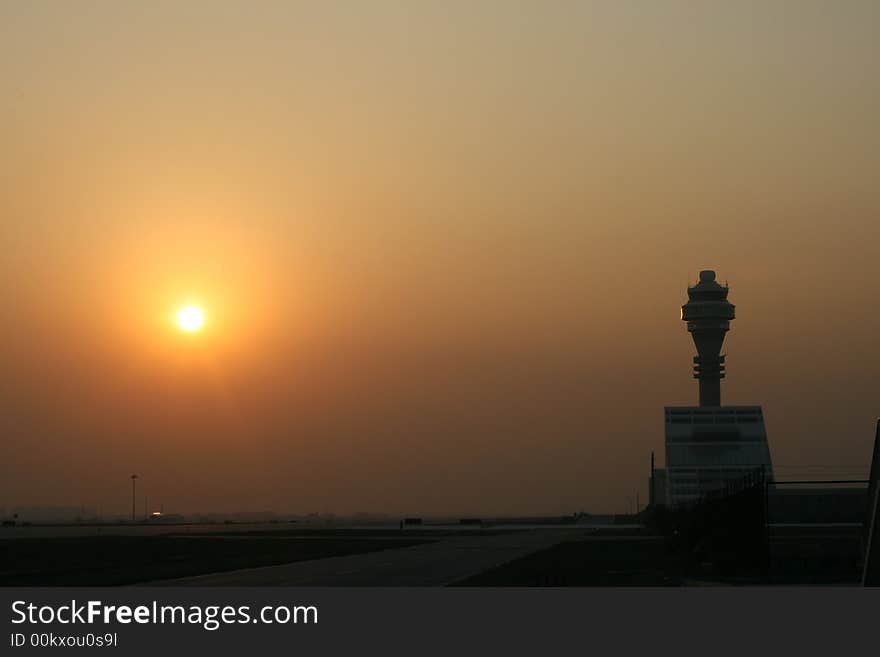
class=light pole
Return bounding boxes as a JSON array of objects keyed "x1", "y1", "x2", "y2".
[{"x1": 131, "y1": 474, "x2": 138, "y2": 522}]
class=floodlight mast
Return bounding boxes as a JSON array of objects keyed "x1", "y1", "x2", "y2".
[{"x1": 130, "y1": 474, "x2": 139, "y2": 522}]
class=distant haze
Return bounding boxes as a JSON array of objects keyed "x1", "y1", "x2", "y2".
[{"x1": 2, "y1": 2, "x2": 878, "y2": 516}]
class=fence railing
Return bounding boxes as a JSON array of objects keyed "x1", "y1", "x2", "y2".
[{"x1": 650, "y1": 467, "x2": 770, "y2": 579}]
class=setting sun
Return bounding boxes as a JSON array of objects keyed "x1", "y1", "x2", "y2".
[{"x1": 177, "y1": 305, "x2": 205, "y2": 333}]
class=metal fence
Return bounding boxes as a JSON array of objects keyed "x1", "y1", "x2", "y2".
[{"x1": 649, "y1": 468, "x2": 769, "y2": 579}]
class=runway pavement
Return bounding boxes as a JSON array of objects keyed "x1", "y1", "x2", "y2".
[{"x1": 150, "y1": 528, "x2": 582, "y2": 586}]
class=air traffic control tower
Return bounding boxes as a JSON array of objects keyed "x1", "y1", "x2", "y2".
[{"x1": 664, "y1": 271, "x2": 774, "y2": 506}]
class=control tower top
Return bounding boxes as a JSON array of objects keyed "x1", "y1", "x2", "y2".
[{"x1": 681, "y1": 270, "x2": 735, "y2": 407}]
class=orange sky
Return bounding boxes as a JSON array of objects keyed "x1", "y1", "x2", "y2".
[{"x1": 1, "y1": 2, "x2": 879, "y2": 516}]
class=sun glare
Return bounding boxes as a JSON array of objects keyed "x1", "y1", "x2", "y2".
[{"x1": 177, "y1": 305, "x2": 205, "y2": 333}]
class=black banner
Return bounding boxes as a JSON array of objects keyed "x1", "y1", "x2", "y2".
[{"x1": 2, "y1": 588, "x2": 877, "y2": 655}]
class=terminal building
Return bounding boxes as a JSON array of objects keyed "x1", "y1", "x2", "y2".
[{"x1": 664, "y1": 271, "x2": 774, "y2": 507}]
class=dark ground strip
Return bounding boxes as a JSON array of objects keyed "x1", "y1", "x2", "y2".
[{"x1": 0, "y1": 535, "x2": 431, "y2": 586}]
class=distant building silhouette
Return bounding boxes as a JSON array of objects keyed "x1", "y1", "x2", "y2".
[{"x1": 664, "y1": 271, "x2": 774, "y2": 506}]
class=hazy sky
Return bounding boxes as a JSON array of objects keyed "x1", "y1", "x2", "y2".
[{"x1": 2, "y1": 1, "x2": 879, "y2": 516}]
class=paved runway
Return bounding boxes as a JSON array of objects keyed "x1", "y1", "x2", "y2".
[{"x1": 151, "y1": 529, "x2": 582, "y2": 586}]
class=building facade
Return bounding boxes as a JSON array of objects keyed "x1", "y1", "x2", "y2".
[{"x1": 665, "y1": 406, "x2": 772, "y2": 506}]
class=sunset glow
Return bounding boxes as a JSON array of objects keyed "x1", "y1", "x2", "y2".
[
  {"x1": 1, "y1": 2, "x2": 878, "y2": 520},
  {"x1": 177, "y1": 306, "x2": 205, "y2": 333}
]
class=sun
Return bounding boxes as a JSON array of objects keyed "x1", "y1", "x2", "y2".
[{"x1": 177, "y1": 305, "x2": 205, "y2": 333}]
